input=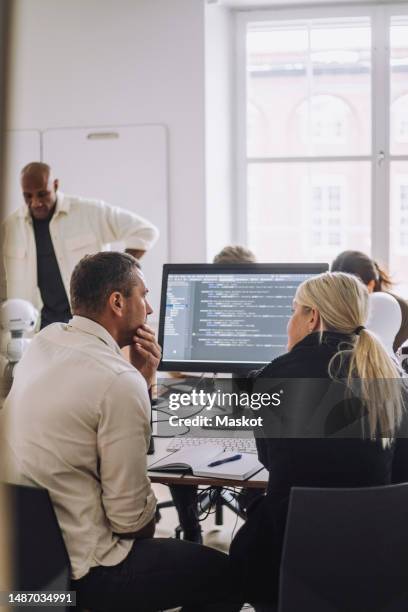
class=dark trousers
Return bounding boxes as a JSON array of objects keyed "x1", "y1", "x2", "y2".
[
  {"x1": 230, "y1": 495, "x2": 289, "y2": 605},
  {"x1": 169, "y1": 485, "x2": 201, "y2": 537},
  {"x1": 72, "y1": 537, "x2": 244, "y2": 612}
]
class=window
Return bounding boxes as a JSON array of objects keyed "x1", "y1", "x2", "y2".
[
  {"x1": 236, "y1": 6, "x2": 408, "y2": 295},
  {"x1": 389, "y1": 14, "x2": 408, "y2": 294},
  {"x1": 296, "y1": 95, "x2": 351, "y2": 145},
  {"x1": 239, "y1": 12, "x2": 371, "y2": 265},
  {"x1": 391, "y1": 94, "x2": 408, "y2": 144},
  {"x1": 401, "y1": 184, "x2": 408, "y2": 210},
  {"x1": 396, "y1": 179, "x2": 408, "y2": 252},
  {"x1": 307, "y1": 176, "x2": 345, "y2": 251}
]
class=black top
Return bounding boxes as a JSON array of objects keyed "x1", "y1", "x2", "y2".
[
  {"x1": 252, "y1": 331, "x2": 407, "y2": 496},
  {"x1": 32, "y1": 217, "x2": 72, "y2": 329},
  {"x1": 230, "y1": 331, "x2": 408, "y2": 601}
]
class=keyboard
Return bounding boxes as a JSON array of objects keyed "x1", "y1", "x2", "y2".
[{"x1": 166, "y1": 437, "x2": 257, "y2": 454}]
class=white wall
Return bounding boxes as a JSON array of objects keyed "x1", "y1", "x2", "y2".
[
  {"x1": 205, "y1": 2, "x2": 234, "y2": 261},
  {"x1": 8, "y1": 0, "x2": 207, "y2": 263}
]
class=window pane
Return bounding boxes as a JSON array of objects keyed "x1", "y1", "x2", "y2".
[
  {"x1": 390, "y1": 16, "x2": 408, "y2": 155},
  {"x1": 247, "y1": 17, "x2": 371, "y2": 157},
  {"x1": 247, "y1": 162, "x2": 371, "y2": 263},
  {"x1": 390, "y1": 161, "x2": 408, "y2": 297}
]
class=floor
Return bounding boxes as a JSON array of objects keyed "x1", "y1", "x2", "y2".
[{"x1": 152, "y1": 483, "x2": 255, "y2": 612}]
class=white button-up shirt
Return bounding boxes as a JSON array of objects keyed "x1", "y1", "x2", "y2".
[
  {"x1": 0, "y1": 316, "x2": 157, "y2": 579},
  {"x1": 1, "y1": 192, "x2": 159, "y2": 309}
]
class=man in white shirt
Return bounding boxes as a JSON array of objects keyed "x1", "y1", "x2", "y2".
[
  {"x1": 1, "y1": 252, "x2": 242, "y2": 611},
  {"x1": 2, "y1": 162, "x2": 159, "y2": 328}
]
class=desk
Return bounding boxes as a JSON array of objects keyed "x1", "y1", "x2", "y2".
[{"x1": 148, "y1": 437, "x2": 268, "y2": 489}]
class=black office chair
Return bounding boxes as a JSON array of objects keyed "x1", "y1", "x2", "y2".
[
  {"x1": 277, "y1": 483, "x2": 408, "y2": 612},
  {"x1": 4, "y1": 483, "x2": 71, "y2": 608}
]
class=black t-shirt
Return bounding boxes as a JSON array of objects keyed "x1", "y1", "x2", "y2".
[{"x1": 32, "y1": 217, "x2": 72, "y2": 328}]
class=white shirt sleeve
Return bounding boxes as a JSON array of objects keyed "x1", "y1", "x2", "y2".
[
  {"x1": 88, "y1": 200, "x2": 159, "y2": 251},
  {"x1": 97, "y1": 370, "x2": 156, "y2": 534},
  {"x1": 0, "y1": 223, "x2": 7, "y2": 301}
]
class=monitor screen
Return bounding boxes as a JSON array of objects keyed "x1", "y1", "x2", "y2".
[{"x1": 158, "y1": 263, "x2": 328, "y2": 373}]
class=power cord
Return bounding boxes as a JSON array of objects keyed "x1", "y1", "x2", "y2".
[
  {"x1": 153, "y1": 373, "x2": 217, "y2": 439},
  {"x1": 231, "y1": 489, "x2": 241, "y2": 540}
]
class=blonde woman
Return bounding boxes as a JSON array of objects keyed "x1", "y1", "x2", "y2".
[{"x1": 230, "y1": 272, "x2": 408, "y2": 606}]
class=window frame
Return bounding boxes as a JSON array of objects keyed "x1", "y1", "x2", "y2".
[{"x1": 234, "y1": 3, "x2": 408, "y2": 268}]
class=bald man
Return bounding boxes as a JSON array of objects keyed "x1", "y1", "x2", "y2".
[{"x1": 2, "y1": 162, "x2": 159, "y2": 328}]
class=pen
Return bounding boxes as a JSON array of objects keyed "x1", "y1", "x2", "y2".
[{"x1": 208, "y1": 454, "x2": 242, "y2": 467}]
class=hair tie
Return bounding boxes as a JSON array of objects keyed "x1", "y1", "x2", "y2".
[{"x1": 354, "y1": 325, "x2": 365, "y2": 336}]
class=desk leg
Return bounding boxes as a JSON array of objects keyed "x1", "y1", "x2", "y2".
[{"x1": 215, "y1": 488, "x2": 224, "y2": 525}]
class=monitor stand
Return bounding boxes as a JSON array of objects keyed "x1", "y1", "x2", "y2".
[{"x1": 202, "y1": 374, "x2": 253, "y2": 432}]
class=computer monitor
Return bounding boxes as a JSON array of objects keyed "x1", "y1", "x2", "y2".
[{"x1": 158, "y1": 263, "x2": 328, "y2": 373}]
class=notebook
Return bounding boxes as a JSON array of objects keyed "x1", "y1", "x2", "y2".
[{"x1": 148, "y1": 445, "x2": 263, "y2": 481}]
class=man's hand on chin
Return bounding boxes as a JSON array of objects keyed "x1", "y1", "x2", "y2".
[{"x1": 129, "y1": 324, "x2": 162, "y2": 388}]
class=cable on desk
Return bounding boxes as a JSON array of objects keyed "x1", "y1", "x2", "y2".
[
  {"x1": 152, "y1": 407, "x2": 176, "y2": 422},
  {"x1": 152, "y1": 373, "x2": 207, "y2": 399},
  {"x1": 152, "y1": 374, "x2": 217, "y2": 439},
  {"x1": 152, "y1": 408, "x2": 189, "y2": 437}
]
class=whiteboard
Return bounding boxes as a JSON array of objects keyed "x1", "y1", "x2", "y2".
[
  {"x1": 42, "y1": 125, "x2": 168, "y2": 321},
  {"x1": 4, "y1": 130, "x2": 42, "y2": 217}
]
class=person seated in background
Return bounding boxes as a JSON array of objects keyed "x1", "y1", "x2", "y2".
[
  {"x1": 1, "y1": 252, "x2": 242, "y2": 612},
  {"x1": 230, "y1": 271, "x2": 408, "y2": 607},
  {"x1": 213, "y1": 244, "x2": 257, "y2": 264},
  {"x1": 331, "y1": 250, "x2": 408, "y2": 352},
  {"x1": 168, "y1": 244, "x2": 262, "y2": 544}
]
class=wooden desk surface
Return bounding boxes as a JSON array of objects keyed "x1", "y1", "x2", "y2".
[{"x1": 148, "y1": 437, "x2": 268, "y2": 489}]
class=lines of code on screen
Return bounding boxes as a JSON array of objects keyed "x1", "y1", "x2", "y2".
[{"x1": 162, "y1": 273, "x2": 312, "y2": 365}]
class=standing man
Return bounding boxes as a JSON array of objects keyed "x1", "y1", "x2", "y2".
[
  {"x1": 2, "y1": 162, "x2": 159, "y2": 328},
  {"x1": 1, "y1": 252, "x2": 242, "y2": 611}
]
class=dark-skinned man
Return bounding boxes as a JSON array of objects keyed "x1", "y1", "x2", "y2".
[{"x1": 2, "y1": 162, "x2": 158, "y2": 328}]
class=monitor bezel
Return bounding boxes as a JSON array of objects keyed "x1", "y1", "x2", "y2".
[{"x1": 157, "y1": 262, "x2": 329, "y2": 373}]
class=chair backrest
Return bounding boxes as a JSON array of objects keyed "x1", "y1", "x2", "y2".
[
  {"x1": 5, "y1": 483, "x2": 70, "y2": 591},
  {"x1": 279, "y1": 484, "x2": 408, "y2": 612},
  {"x1": 366, "y1": 292, "x2": 402, "y2": 354}
]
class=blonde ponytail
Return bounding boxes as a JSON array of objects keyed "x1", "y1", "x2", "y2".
[
  {"x1": 296, "y1": 272, "x2": 404, "y2": 439},
  {"x1": 348, "y1": 328, "x2": 402, "y2": 439}
]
